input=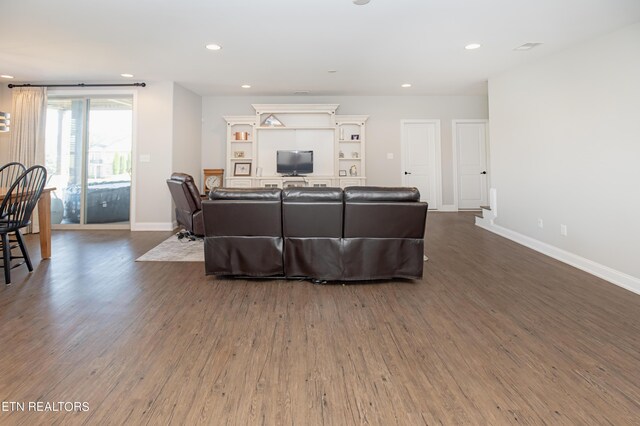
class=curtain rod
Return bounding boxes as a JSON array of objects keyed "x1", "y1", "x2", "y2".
[{"x1": 8, "y1": 82, "x2": 146, "y2": 88}]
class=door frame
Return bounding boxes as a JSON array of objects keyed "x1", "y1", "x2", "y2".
[
  {"x1": 452, "y1": 119, "x2": 490, "y2": 211},
  {"x1": 47, "y1": 89, "x2": 138, "y2": 230},
  {"x1": 400, "y1": 119, "x2": 442, "y2": 210}
]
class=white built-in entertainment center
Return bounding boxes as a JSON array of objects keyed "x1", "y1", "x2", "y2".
[{"x1": 224, "y1": 104, "x2": 368, "y2": 188}]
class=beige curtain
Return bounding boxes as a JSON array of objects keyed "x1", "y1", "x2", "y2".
[{"x1": 9, "y1": 87, "x2": 47, "y2": 233}]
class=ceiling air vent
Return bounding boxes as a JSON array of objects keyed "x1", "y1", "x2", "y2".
[{"x1": 514, "y1": 43, "x2": 543, "y2": 51}]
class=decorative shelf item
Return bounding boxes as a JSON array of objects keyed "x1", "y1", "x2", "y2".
[
  {"x1": 0, "y1": 112, "x2": 9, "y2": 133},
  {"x1": 261, "y1": 114, "x2": 284, "y2": 127},
  {"x1": 234, "y1": 131, "x2": 250, "y2": 140},
  {"x1": 203, "y1": 168, "x2": 224, "y2": 192},
  {"x1": 233, "y1": 162, "x2": 252, "y2": 176}
]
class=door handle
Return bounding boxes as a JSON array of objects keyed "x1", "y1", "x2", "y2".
[
  {"x1": 480, "y1": 171, "x2": 487, "y2": 175},
  {"x1": 404, "y1": 171, "x2": 412, "y2": 175}
]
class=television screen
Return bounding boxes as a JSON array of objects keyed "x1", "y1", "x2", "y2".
[{"x1": 277, "y1": 150, "x2": 313, "y2": 175}]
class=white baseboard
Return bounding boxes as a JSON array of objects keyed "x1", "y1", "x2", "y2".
[
  {"x1": 131, "y1": 222, "x2": 176, "y2": 232},
  {"x1": 437, "y1": 204, "x2": 458, "y2": 212},
  {"x1": 476, "y1": 221, "x2": 640, "y2": 296}
]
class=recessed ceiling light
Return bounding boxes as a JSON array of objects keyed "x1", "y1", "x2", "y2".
[
  {"x1": 514, "y1": 42, "x2": 543, "y2": 51},
  {"x1": 241, "y1": 84, "x2": 251, "y2": 89},
  {"x1": 1, "y1": 75, "x2": 14, "y2": 79},
  {"x1": 294, "y1": 90, "x2": 310, "y2": 95},
  {"x1": 205, "y1": 43, "x2": 222, "y2": 51},
  {"x1": 328, "y1": 70, "x2": 337, "y2": 73},
  {"x1": 352, "y1": 0, "x2": 370, "y2": 4},
  {"x1": 121, "y1": 73, "x2": 134, "y2": 78},
  {"x1": 401, "y1": 83, "x2": 412, "y2": 88},
  {"x1": 465, "y1": 43, "x2": 481, "y2": 50}
]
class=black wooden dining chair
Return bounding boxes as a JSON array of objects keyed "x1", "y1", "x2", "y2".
[
  {"x1": 0, "y1": 162, "x2": 26, "y2": 190},
  {"x1": 0, "y1": 162, "x2": 26, "y2": 222},
  {"x1": 0, "y1": 165, "x2": 47, "y2": 284}
]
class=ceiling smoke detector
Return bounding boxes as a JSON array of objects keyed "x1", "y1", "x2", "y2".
[
  {"x1": 514, "y1": 43, "x2": 543, "y2": 51},
  {"x1": 353, "y1": 0, "x2": 371, "y2": 5}
]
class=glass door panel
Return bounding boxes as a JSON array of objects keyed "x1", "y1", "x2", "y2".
[
  {"x1": 45, "y1": 96, "x2": 133, "y2": 227},
  {"x1": 45, "y1": 98, "x2": 85, "y2": 224},
  {"x1": 85, "y1": 98, "x2": 132, "y2": 224}
]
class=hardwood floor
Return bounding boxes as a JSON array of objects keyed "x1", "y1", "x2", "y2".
[{"x1": 1, "y1": 212, "x2": 639, "y2": 425}]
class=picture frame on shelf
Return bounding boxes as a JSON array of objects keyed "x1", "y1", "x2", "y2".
[
  {"x1": 233, "y1": 151, "x2": 245, "y2": 158},
  {"x1": 234, "y1": 162, "x2": 252, "y2": 176},
  {"x1": 351, "y1": 134, "x2": 360, "y2": 140},
  {"x1": 339, "y1": 170, "x2": 347, "y2": 177}
]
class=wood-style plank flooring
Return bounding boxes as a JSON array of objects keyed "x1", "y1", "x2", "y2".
[{"x1": 1, "y1": 212, "x2": 639, "y2": 425}]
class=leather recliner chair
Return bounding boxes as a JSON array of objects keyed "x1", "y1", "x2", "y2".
[
  {"x1": 202, "y1": 188, "x2": 284, "y2": 277},
  {"x1": 342, "y1": 187, "x2": 428, "y2": 280},
  {"x1": 166, "y1": 173, "x2": 205, "y2": 236},
  {"x1": 282, "y1": 187, "x2": 344, "y2": 280}
]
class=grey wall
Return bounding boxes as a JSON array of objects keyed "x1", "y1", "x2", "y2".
[
  {"x1": 488, "y1": 23, "x2": 640, "y2": 280},
  {"x1": 172, "y1": 83, "x2": 202, "y2": 185},
  {"x1": 202, "y1": 95, "x2": 488, "y2": 205}
]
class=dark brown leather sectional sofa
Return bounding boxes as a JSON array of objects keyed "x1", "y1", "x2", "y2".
[{"x1": 202, "y1": 186, "x2": 428, "y2": 281}]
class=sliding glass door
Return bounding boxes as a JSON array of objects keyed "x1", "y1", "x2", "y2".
[{"x1": 45, "y1": 96, "x2": 133, "y2": 227}]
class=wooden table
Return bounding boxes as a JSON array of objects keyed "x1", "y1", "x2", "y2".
[{"x1": 0, "y1": 187, "x2": 55, "y2": 259}]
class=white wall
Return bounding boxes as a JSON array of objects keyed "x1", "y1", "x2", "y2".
[
  {"x1": 202, "y1": 95, "x2": 488, "y2": 205},
  {"x1": 488, "y1": 23, "x2": 640, "y2": 284},
  {"x1": 171, "y1": 83, "x2": 202, "y2": 184},
  {"x1": 134, "y1": 81, "x2": 175, "y2": 228}
]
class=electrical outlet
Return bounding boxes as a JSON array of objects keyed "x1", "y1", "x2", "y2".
[
  {"x1": 139, "y1": 154, "x2": 151, "y2": 163},
  {"x1": 537, "y1": 219, "x2": 544, "y2": 228},
  {"x1": 560, "y1": 224, "x2": 568, "y2": 236}
]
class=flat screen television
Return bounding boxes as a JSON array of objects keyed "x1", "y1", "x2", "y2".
[{"x1": 277, "y1": 150, "x2": 313, "y2": 175}]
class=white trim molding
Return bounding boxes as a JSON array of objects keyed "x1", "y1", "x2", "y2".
[
  {"x1": 131, "y1": 222, "x2": 176, "y2": 232},
  {"x1": 437, "y1": 204, "x2": 458, "y2": 212},
  {"x1": 476, "y1": 221, "x2": 640, "y2": 296}
]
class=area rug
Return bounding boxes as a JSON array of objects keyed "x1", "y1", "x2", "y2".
[{"x1": 136, "y1": 235, "x2": 204, "y2": 262}]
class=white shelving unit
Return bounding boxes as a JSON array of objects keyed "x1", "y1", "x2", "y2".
[
  {"x1": 223, "y1": 115, "x2": 257, "y2": 188},
  {"x1": 223, "y1": 104, "x2": 368, "y2": 188}
]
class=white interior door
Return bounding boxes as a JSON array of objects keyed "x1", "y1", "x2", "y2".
[
  {"x1": 455, "y1": 121, "x2": 488, "y2": 209},
  {"x1": 401, "y1": 120, "x2": 440, "y2": 209}
]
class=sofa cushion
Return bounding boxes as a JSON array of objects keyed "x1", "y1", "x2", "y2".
[
  {"x1": 282, "y1": 187, "x2": 343, "y2": 238},
  {"x1": 344, "y1": 186, "x2": 420, "y2": 202},
  {"x1": 282, "y1": 187, "x2": 343, "y2": 202},
  {"x1": 209, "y1": 188, "x2": 282, "y2": 201}
]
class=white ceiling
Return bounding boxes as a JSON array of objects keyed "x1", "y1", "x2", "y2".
[{"x1": 1, "y1": 0, "x2": 639, "y2": 96}]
